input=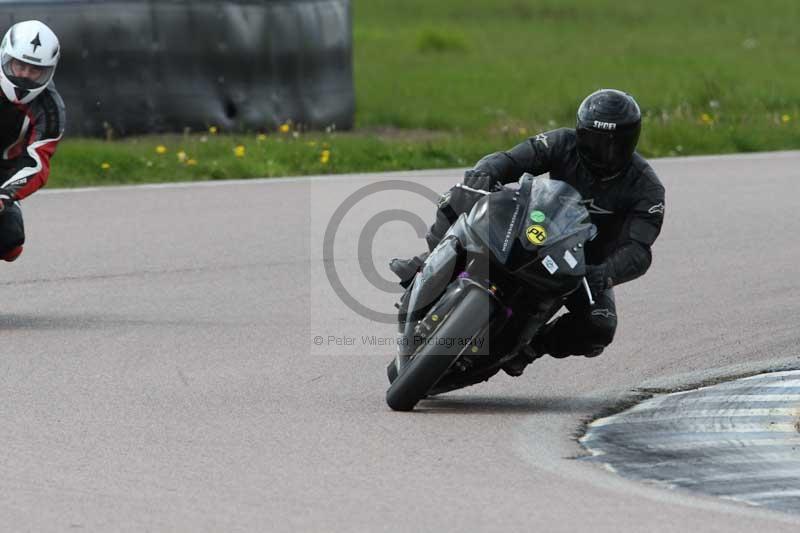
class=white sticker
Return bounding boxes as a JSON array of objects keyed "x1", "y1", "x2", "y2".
[
  {"x1": 541, "y1": 255, "x2": 558, "y2": 275},
  {"x1": 563, "y1": 250, "x2": 578, "y2": 269}
]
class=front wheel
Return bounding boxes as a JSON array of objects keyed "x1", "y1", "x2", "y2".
[
  {"x1": 387, "y1": 360, "x2": 399, "y2": 384},
  {"x1": 385, "y1": 289, "x2": 496, "y2": 411}
]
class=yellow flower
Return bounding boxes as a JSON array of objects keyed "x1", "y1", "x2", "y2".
[
  {"x1": 101, "y1": 162, "x2": 111, "y2": 170},
  {"x1": 307, "y1": 141, "x2": 318, "y2": 147},
  {"x1": 781, "y1": 114, "x2": 792, "y2": 123},
  {"x1": 279, "y1": 123, "x2": 291, "y2": 133},
  {"x1": 177, "y1": 151, "x2": 187, "y2": 163},
  {"x1": 187, "y1": 159, "x2": 198, "y2": 166},
  {"x1": 518, "y1": 127, "x2": 528, "y2": 136},
  {"x1": 234, "y1": 145, "x2": 246, "y2": 158},
  {"x1": 257, "y1": 133, "x2": 268, "y2": 142},
  {"x1": 209, "y1": 126, "x2": 218, "y2": 135},
  {"x1": 155, "y1": 145, "x2": 167, "y2": 155},
  {"x1": 320, "y1": 149, "x2": 331, "y2": 164},
  {"x1": 700, "y1": 113, "x2": 714, "y2": 125}
]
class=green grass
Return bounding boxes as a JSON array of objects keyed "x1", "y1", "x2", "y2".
[
  {"x1": 50, "y1": 0, "x2": 800, "y2": 187},
  {"x1": 52, "y1": 129, "x2": 513, "y2": 187}
]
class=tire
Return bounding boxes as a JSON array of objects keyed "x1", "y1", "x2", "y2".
[
  {"x1": 387, "y1": 359, "x2": 399, "y2": 384},
  {"x1": 385, "y1": 289, "x2": 496, "y2": 411}
]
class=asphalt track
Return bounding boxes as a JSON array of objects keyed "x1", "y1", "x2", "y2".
[{"x1": 2, "y1": 151, "x2": 800, "y2": 531}]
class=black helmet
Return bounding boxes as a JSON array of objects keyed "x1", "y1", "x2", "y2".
[{"x1": 576, "y1": 89, "x2": 641, "y2": 179}]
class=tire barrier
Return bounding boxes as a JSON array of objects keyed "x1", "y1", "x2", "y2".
[{"x1": 0, "y1": 0, "x2": 355, "y2": 136}]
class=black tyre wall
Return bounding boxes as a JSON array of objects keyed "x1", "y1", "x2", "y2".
[{"x1": 0, "y1": 0, "x2": 354, "y2": 136}]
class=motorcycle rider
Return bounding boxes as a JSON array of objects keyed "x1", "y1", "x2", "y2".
[
  {"x1": 0, "y1": 20, "x2": 65, "y2": 262},
  {"x1": 391, "y1": 89, "x2": 665, "y2": 376}
]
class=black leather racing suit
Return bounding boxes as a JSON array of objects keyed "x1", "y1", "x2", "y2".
[{"x1": 433, "y1": 128, "x2": 666, "y2": 357}]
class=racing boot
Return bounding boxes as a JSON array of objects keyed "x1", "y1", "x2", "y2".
[
  {"x1": 502, "y1": 320, "x2": 556, "y2": 377},
  {"x1": 502, "y1": 342, "x2": 543, "y2": 377},
  {"x1": 389, "y1": 252, "x2": 428, "y2": 288}
]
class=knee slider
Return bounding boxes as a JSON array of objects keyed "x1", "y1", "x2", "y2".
[
  {"x1": 585, "y1": 345, "x2": 605, "y2": 358},
  {"x1": 589, "y1": 308, "x2": 617, "y2": 342}
]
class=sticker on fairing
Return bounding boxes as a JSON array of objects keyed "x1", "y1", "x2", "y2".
[
  {"x1": 542, "y1": 255, "x2": 558, "y2": 275},
  {"x1": 526, "y1": 224, "x2": 548, "y2": 245},
  {"x1": 563, "y1": 250, "x2": 578, "y2": 269},
  {"x1": 530, "y1": 210, "x2": 546, "y2": 223}
]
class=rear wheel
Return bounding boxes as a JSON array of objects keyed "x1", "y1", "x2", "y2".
[{"x1": 386, "y1": 289, "x2": 496, "y2": 411}]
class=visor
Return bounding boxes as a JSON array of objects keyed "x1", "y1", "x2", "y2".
[
  {"x1": 576, "y1": 126, "x2": 640, "y2": 177},
  {"x1": 1, "y1": 52, "x2": 54, "y2": 90}
]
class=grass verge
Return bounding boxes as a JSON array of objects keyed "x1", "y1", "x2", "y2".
[{"x1": 50, "y1": 0, "x2": 800, "y2": 187}]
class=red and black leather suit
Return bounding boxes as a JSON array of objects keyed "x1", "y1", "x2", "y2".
[{"x1": 0, "y1": 83, "x2": 65, "y2": 261}]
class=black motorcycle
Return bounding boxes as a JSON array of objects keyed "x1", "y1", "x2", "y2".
[{"x1": 386, "y1": 174, "x2": 597, "y2": 411}]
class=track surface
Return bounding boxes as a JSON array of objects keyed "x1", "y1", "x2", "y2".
[{"x1": 2, "y1": 152, "x2": 800, "y2": 531}]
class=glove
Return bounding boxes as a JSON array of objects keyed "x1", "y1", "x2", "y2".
[
  {"x1": 0, "y1": 188, "x2": 14, "y2": 215},
  {"x1": 585, "y1": 263, "x2": 613, "y2": 298},
  {"x1": 462, "y1": 169, "x2": 496, "y2": 191},
  {"x1": 389, "y1": 253, "x2": 428, "y2": 289}
]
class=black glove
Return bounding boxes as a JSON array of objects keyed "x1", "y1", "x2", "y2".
[
  {"x1": 462, "y1": 169, "x2": 496, "y2": 191},
  {"x1": 389, "y1": 253, "x2": 428, "y2": 289},
  {"x1": 585, "y1": 263, "x2": 613, "y2": 298},
  {"x1": 0, "y1": 188, "x2": 14, "y2": 215}
]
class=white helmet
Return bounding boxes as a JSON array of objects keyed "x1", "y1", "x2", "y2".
[{"x1": 0, "y1": 20, "x2": 60, "y2": 104}]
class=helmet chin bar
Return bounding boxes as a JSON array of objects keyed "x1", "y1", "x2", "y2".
[
  {"x1": 0, "y1": 75, "x2": 40, "y2": 104},
  {"x1": 14, "y1": 87, "x2": 30, "y2": 102},
  {"x1": 600, "y1": 171, "x2": 622, "y2": 181}
]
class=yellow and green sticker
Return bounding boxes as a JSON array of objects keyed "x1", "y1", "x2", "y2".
[{"x1": 526, "y1": 224, "x2": 547, "y2": 245}]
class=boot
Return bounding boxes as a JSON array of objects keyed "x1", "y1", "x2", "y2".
[{"x1": 502, "y1": 343, "x2": 543, "y2": 377}]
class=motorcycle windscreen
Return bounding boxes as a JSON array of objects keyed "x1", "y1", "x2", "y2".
[
  {"x1": 467, "y1": 174, "x2": 593, "y2": 267},
  {"x1": 509, "y1": 176, "x2": 597, "y2": 287},
  {"x1": 465, "y1": 187, "x2": 527, "y2": 265}
]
